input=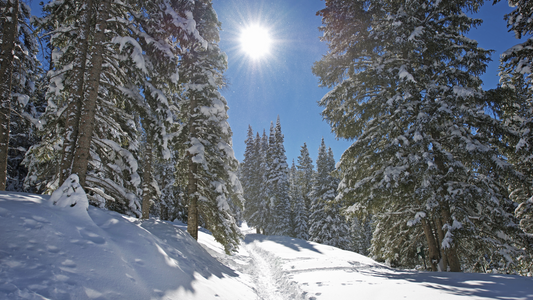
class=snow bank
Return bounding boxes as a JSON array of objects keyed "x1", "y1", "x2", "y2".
[
  {"x1": 1, "y1": 192, "x2": 532, "y2": 300},
  {"x1": 0, "y1": 192, "x2": 256, "y2": 300}
]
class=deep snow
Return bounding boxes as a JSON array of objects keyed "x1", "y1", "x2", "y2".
[{"x1": 1, "y1": 191, "x2": 532, "y2": 299}]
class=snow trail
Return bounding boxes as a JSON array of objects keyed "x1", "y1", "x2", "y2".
[{"x1": 245, "y1": 241, "x2": 286, "y2": 300}]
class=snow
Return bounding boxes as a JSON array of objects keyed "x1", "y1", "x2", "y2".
[{"x1": 1, "y1": 192, "x2": 533, "y2": 300}]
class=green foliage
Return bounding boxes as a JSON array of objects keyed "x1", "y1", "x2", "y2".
[{"x1": 314, "y1": 0, "x2": 525, "y2": 272}]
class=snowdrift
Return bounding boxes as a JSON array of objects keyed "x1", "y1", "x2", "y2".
[
  {"x1": 1, "y1": 191, "x2": 533, "y2": 300},
  {"x1": 0, "y1": 191, "x2": 256, "y2": 299}
]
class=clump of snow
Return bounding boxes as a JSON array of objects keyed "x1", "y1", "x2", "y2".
[{"x1": 49, "y1": 174, "x2": 89, "y2": 212}]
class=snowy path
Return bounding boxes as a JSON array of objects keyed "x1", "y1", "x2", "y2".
[
  {"x1": 202, "y1": 225, "x2": 533, "y2": 300},
  {"x1": 244, "y1": 241, "x2": 286, "y2": 300}
]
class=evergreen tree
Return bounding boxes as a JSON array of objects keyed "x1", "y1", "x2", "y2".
[
  {"x1": 254, "y1": 130, "x2": 270, "y2": 234},
  {"x1": 497, "y1": 0, "x2": 533, "y2": 235},
  {"x1": 314, "y1": 0, "x2": 524, "y2": 272},
  {"x1": 241, "y1": 126, "x2": 262, "y2": 231},
  {"x1": 181, "y1": 0, "x2": 243, "y2": 253},
  {"x1": 264, "y1": 117, "x2": 291, "y2": 236},
  {"x1": 290, "y1": 159, "x2": 309, "y2": 240},
  {"x1": 349, "y1": 216, "x2": 373, "y2": 256},
  {"x1": 27, "y1": 0, "x2": 196, "y2": 216},
  {"x1": 0, "y1": 0, "x2": 40, "y2": 190},
  {"x1": 297, "y1": 143, "x2": 314, "y2": 212},
  {"x1": 309, "y1": 139, "x2": 349, "y2": 249}
]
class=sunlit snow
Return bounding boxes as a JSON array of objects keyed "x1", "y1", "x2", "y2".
[{"x1": 1, "y1": 192, "x2": 532, "y2": 299}]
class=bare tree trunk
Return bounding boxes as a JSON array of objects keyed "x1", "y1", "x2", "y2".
[
  {"x1": 59, "y1": 0, "x2": 94, "y2": 185},
  {"x1": 187, "y1": 96, "x2": 199, "y2": 240},
  {"x1": 141, "y1": 132, "x2": 153, "y2": 220},
  {"x1": 71, "y1": 0, "x2": 110, "y2": 187},
  {"x1": 0, "y1": 0, "x2": 19, "y2": 191},
  {"x1": 421, "y1": 218, "x2": 440, "y2": 271}
]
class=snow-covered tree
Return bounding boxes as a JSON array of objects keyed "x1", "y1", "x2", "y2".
[
  {"x1": 241, "y1": 126, "x2": 262, "y2": 230},
  {"x1": 309, "y1": 139, "x2": 349, "y2": 249},
  {"x1": 180, "y1": 0, "x2": 243, "y2": 253},
  {"x1": 297, "y1": 143, "x2": 314, "y2": 212},
  {"x1": 27, "y1": 0, "x2": 198, "y2": 216},
  {"x1": 264, "y1": 117, "x2": 291, "y2": 236},
  {"x1": 0, "y1": 0, "x2": 40, "y2": 190},
  {"x1": 497, "y1": 0, "x2": 533, "y2": 235},
  {"x1": 290, "y1": 159, "x2": 309, "y2": 240},
  {"x1": 314, "y1": 0, "x2": 525, "y2": 272},
  {"x1": 254, "y1": 130, "x2": 270, "y2": 234},
  {"x1": 349, "y1": 216, "x2": 373, "y2": 256}
]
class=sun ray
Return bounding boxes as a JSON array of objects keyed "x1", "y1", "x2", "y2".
[{"x1": 240, "y1": 25, "x2": 272, "y2": 59}]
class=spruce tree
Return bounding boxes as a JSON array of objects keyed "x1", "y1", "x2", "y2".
[
  {"x1": 309, "y1": 139, "x2": 349, "y2": 249},
  {"x1": 28, "y1": 0, "x2": 196, "y2": 216},
  {"x1": 242, "y1": 126, "x2": 262, "y2": 230},
  {"x1": 0, "y1": 0, "x2": 40, "y2": 190},
  {"x1": 264, "y1": 117, "x2": 291, "y2": 236},
  {"x1": 0, "y1": 0, "x2": 42, "y2": 191},
  {"x1": 254, "y1": 130, "x2": 270, "y2": 234},
  {"x1": 181, "y1": 0, "x2": 243, "y2": 253},
  {"x1": 314, "y1": 0, "x2": 524, "y2": 272},
  {"x1": 498, "y1": 0, "x2": 533, "y2": 235},
  {"x1": 297, "y1": 143, "x2": 314, "y2": 212},
  {"x1": 288, "y1": 157, "x2": 307, "y2": 240}
]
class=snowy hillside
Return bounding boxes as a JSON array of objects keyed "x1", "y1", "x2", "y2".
[{"x1": 1, "y1": 192, "x2": 532, "y2": 300}]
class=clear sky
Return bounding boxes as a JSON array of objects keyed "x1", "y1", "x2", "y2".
[
  {"x1": 28, "y1": 0, "x2": 522, "y2": 166},
  {"x1": 213, "y1": 0, "x2": 520, "y2": 165}
]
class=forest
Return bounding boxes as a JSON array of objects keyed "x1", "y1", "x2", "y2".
[{"x1": 0, "y1": 0, "x2": 532, "y2": 275}]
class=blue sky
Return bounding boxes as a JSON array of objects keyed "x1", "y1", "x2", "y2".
[{"x1": 213, "y1": 0, "x2": 520, "y2": 166}]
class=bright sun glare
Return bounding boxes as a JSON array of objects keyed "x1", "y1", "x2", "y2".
[{"x1": 240, "y1": 25, "x2": 271, "y2": 59}]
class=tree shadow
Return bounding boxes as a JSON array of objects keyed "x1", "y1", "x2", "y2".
[
  {"x1": 0, "y1": 194, "x2": 245, "y2": 300},
  {"x1": 244, "y1": 233, "x2": 324, "y2": 254},
  {"x1": 351, "y1": 261, "x2": 533, "y2": 300}
]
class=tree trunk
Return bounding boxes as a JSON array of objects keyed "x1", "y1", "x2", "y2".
[
  {"x1": 0, "y1": 0, "x2": 19, "y2": 191},
  {"x1": 187, "y1": 96, "x2": 199, "y2": 240},
  {"x1": 59, "y1": 0, "x2": 94, "y2": 185},
  {"x1": 435, "y1": 217, "x2": 449, "y2": 271},
  {"x1": 141, "y1": 132, "x2": 153, "y2": 220},
  {"x1": 441, "y1": 206, "x2": 462, "y2": 272},
  {"x1": 71, "y1": 0, "x2": 110, "y2": 188},
  {"x1": 421, "y1": 218, "x2": 440, "y2": 271}
]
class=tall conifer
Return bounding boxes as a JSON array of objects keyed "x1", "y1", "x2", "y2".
[{"x1": 314, "y1": 0, "x2": 524, "y2": 271}]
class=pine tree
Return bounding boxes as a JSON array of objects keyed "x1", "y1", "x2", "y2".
[
  {"x1": 28, "y1": 0, "x2": 196, "y2": 216},
  {"x1": 349, "y1": 216, "x2": 373, "y2": 256},
  {"x1": 314, "y1": 0, "x2": 524, "y2": 272},
  {"x1": 255, "y1": 130, "x2": 270, "y2": 234},
  {"x1": 309, "y1": 139, "x2": 349, "y2": 249},
  {"x1": 264, "y1": 117, "x2": 291, "y2": 236},
  {"x1": 290, "y1": 159, "x2": 309, "y2": 240},
  {"x1": 497, "y1": 0, "x2": 533, "y2": 235},
  {"x1": 181, "y1": 0, "x2": 243, "y2": 253},
  {"x1": 0, "y1": 0, "x2": 40, "y2": 190},
  {"x1": 241, "y1": 126, "x2": 261, "y2": 229},
  {"x1": 297, "y1": 143, "x2": 314, "y2": 212},
  {"x1": 0, "y1": 0, "x2": 42, "y2": 191}
]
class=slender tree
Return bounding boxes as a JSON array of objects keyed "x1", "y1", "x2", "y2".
[
  {"x1": 309, "y1": 139, "x2": 349, "y2": 249},
  {"x1": 297, "y1": 143, "x2": 314, "y2": 212},
  {"x1": 181, "y1": 0, "x2": 243, "y2": 253},
  {"x1": 264, "y1": 117, "x2": 291, "y2": 236},
  {"x1": 0, "y1": 0, "x2": 20, "y2": 190}
]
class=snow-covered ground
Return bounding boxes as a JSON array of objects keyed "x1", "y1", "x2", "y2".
[{"x1": 1, "y1": 191, "x2": 532, "y2": 299}]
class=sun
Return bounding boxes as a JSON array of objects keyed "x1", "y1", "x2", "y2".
[{"x1": 240, "y1": 25, "x2": 272, "y2": 59}]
